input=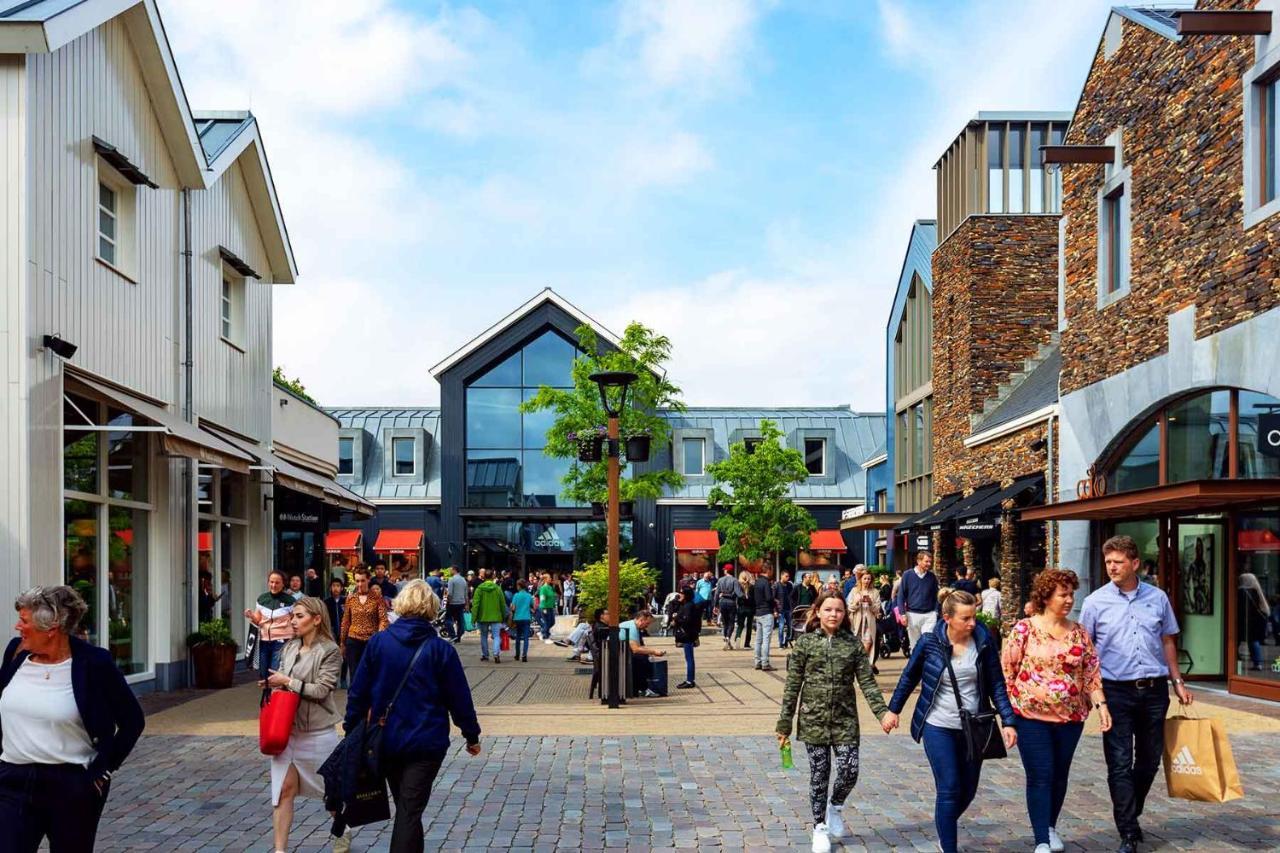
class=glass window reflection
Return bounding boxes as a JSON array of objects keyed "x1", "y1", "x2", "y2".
[
  {"x1": 108, "y1": 505, "x2": 147, "y2": 675},
  {"x1": 523, "y1": 389, "x2": 557, "y2": 449},
  {"x1": 682, "y1": 437, "x2": 704, "y2": 476},
  {"x1": 523, "y1": 452, "x2": 573, "y2": 507},
  {"x1": 1167, "y1": 390, "x2": 1231, "y2": 483},
  {"x1": 1108, "y1": 420, "x2": 1161, "y2": 493},
  {"x1": 64, "y1": 394, "x2": 99, "y2": 494},
  {"x1": 64, "y1": 498, "x2": 99, "y2": 645},
  {"x1": 1008, "y1": 124, "x2": 1026, "y2": 214},
  {"x1": 467, "y1": 388, "x2": 522, "y2": 448},
  {"x1": 987, "y1": 124, "x2": 1005, "y2": 213},
  {"x1": 466, "y1": 450, "x2": 522, "y2": 508},
  {"x1": 471, "y1": 350, "x2": 522, "y2": 387},
  {"x1": 522, "y1": 331, "x2": 576, "y2": 388},
  {"x1": 1238, "y1": 390, "x2": 1280, "y2": 479}
]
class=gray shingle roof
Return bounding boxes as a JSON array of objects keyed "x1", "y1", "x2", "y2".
[
  {"x1": 327, "y1": 407, "x2": 441, "y2": 501},
  {"x1": 971, "y1": 347, "x2": 1060, "y2": 436}
]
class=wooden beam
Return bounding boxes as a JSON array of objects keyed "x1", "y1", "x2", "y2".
[
  {"x1": 1177, "y1": 11, "x2": 1271, "y2": 36},
  {"x1": 1040, "y1": 145, "x2": 1115, "y2": 165}
]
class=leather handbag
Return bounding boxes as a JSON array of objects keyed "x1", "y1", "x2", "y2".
[
  {"x1": 259, "y1": 688, "x2": 301, "y2": 755},
  {"x1": 944, "y1": 651, "x2": 1007, "y2": 762}
]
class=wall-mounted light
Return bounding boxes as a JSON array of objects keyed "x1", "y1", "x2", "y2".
[
  {"x1": 42, "y1": 334, "x2": 78, "y2": 360},
  {"x1": 279, "y1": 397, "x2": 290, "y2": 407},
  {"x1": 1029, "y1": 438, "x2": 1047, "y2": 452}
]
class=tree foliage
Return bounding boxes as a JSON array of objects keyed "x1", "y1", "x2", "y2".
[
  {"x1": 575, "y1": 557, "x2": 656, "y2": 620},
  {"x1": 574, "y1": 522, "x2": 633, "y2": 566},
  {"x1": 273, "y1": 366, "x2": 316, "y2": 405},
  {"x1": 707, "y1": 419, "x2": 817, "y2": 567},
  {"x1": 521, "y1": 322, "x2": 685, "y2": 504}
]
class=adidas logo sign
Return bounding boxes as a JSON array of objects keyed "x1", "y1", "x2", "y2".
[{"x1": 1170, "y1": 745, "x2": 1203, "y2": 776}]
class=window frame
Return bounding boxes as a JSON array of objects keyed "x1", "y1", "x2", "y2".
[
  {"x1": 219, "y1": 262, "x2": 247, "y2": 350},
  {"x1": 337, "y1": 436, "x2": 355, "y2": 476},
  {"x1": 681, "y1": 436, "x2": 705, "y2": 477},
  {"x1": 94, "y1": 157, "x2": 137, "y2": 282},
  {"x1": 803, "y1": 437, "x2": 826, "y2": 477},
  {"x1": 1244, "y1": 36, "x2": 1280, "y2": 229},
  {"x1": 1096, "y1": 131, "x2": 1131, "y2": 307},
  {"x1": 392, "y1": 436, "x2": 416, "y2": 477}
]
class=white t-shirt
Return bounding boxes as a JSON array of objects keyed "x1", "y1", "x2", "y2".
[
  {"x1": 925, "y1": 642, "x2": 980, "y2": 731},
  {"x1": 980, "y1": 588, "x2": 1002, "y2": 618},
  {"x1": 0, "y1": 658, "x2": 96, "y2": 766}
]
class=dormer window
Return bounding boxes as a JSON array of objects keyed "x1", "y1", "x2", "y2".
[
  {"x1": 682, "y1": 437, "x2": 705, "y2": 476},
  {"x1": 393, "y1": 437, "x2": 415, "y2": 476},
  {"x1": 804, "y1": 438, "x2": 826, "y2": 476},
  {"x1": 743, "y1": 437, "x2": 762, "y2": 455},
  {"x1": 337, "y1": 437, "x2": 354, "y2": 476}
]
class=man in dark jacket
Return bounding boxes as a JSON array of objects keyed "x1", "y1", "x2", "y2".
[
  {"x1": 344, "y1": 606, "x2": 480, "y2": 850},
  {"x1": 897, "y1": 551, "x2": 940, "y2": 649},
  {"x1": 952, "y1": 565, "x2": 980, "y2": 596},
  {"x1": 774, "y1": 571, "x2": 794, "y2": 647},
  {"x1": 751, "y1": 570, "x2": 777, "y2": 671},
  {"x1": 714, "y1": 564, "x2": 739, "y2": 650}
]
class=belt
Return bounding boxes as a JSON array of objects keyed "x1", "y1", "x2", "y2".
[{"x1": 1104, "y1": 677, "x2": 1168, "y2": 690}]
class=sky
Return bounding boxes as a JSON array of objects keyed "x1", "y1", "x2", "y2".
[{"x1": 160, "y1": 0, "x2": 1122, "y2": 410}]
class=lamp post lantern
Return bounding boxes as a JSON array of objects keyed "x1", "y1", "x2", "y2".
[{"x1": 588, "y1": 370, "x2": 638, "y2": 709}]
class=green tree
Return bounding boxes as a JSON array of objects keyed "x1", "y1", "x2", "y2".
[
  {"x1": 273, "y1": 366, "x2": 316, "y2": 404},
  {"x1": 575, "y1": 557, "x2": 656, "y2": 619},
  {"x1": 521, "y1": 322, "x2": 684, "y2": 504},
  {"x1": 707, "y1": 419, "x2": 816, "y2": 571},
  {"x1": 575, "y1": 522, "x2": 633, "y2": 566}
]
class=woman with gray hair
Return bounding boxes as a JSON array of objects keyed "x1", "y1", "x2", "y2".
[{"x1": 0, "y1": 585, "x2": 144, "y2": 851}]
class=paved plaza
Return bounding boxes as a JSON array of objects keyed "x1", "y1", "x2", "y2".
[{"x1": 93, "y1": 636, "x2": 1280, "y2": 852}]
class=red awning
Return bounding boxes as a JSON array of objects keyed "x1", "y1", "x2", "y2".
[
  {"x1": 1240, "y1": 528, "x2": 1280, "y2": 551},
  {"x1": 673, "y1": 530, "x2": 720, "y2": 552},
  {"x1": 808, "y1": 530, "x2": 847, "y2": 552},
  {"x1": 372, "y1": 530, "x2": 424, "y2": 554},
  {"x1": 325, "y1": 530, "x2": 363, "y2": 552}
]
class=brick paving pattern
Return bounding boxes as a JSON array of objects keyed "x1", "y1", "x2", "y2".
[{"x1": 88, "y1": 731, "x2": 1278, "y2": 852}]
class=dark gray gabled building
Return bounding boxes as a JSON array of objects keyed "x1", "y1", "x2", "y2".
[{"x1": 327, "y1": 289, "x2": 884, "y2": 592}]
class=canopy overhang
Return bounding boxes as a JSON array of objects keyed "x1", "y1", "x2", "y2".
[
  {"x1": 807, "y1": 530, "x2": 848, "y2": 552},
  {"x1": 372, "y1": 530, "x2": 424, "y2": 554},
  {"x1": 325, "y1": 530, "x2": 362, "y2": 552},
  {"x1": 673, "y1": 530, "x2": 720, "y2": 553},
  {"x1": 840, "y1": 511, "x2": 915, "y2": 532},
  {"x1": 1021, "y1": 479, "x2": 1280, "y2": 522}
]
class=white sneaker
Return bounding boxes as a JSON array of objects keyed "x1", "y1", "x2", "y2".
[
  {"x1": 1047, "y1": 828, "x2": 1065, "y2": 852},
  {"x1": 825, "y1": 804, "x2": 846, "y2": 838},
  {"x1": 544, "y1": 639, "x2": 554, "y2": 645},
  {"x1": 811, "y1": 823, "x2": 831, "y2": 853},
  {"x1": 1034, "y1": 845, "x2": 1051, "y2": 853}
]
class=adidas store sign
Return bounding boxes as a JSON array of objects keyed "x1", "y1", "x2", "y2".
[{"x1": 1170, "y1": 745, "x2": 1203, "y2": 776}]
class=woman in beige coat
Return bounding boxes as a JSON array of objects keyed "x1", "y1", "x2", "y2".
[
  {"x1": 846, "y1": 570, "x2": 882, "y2": 673},
  {"x1": 261, "y1": 595, "x2": 343, "y2": 853}
]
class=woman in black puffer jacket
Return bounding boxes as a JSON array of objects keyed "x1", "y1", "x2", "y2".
[{"x1": 671, "y1": 586, "x2": 702, "y2": 689}]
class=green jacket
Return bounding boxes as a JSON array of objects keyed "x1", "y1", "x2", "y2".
[
  {"x1": 472, "y1": 581, "x2": 506, "y2": 624},
  {"x1": 776, "y1": 627, "x2": 888, "y2": 745}
]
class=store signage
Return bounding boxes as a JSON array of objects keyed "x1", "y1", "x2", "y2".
[
  {"x1": 278, "y1": 511, "x2": 320, "y2": 525},
  {"x1": 841, "y1": 505, "x2": 867, "y2": 521},
  {"x1": 914, "y1": 534, "x2": 931, "y2": 550},
  {"x1": 1259, "y1": 413, "x2": 1280, "y2": 458},
  {"x1": 1076, "y1": 465, "x2": 1107, "y2": 500},
  {"x1": 958, "y1": 517, "x2": 997, "y2": 535}
]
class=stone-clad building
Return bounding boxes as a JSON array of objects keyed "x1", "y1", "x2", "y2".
[
  {"x1": 1025, "y1": 2, "x2": 1280, "y2": 701},
  {"x1": 894, "y1": 113, "x2": 1068, "y2": 615}
]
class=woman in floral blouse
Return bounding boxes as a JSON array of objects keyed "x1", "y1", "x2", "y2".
[{"x1": 1002, "y1": 568, "x2": 1111, "y2": 853}]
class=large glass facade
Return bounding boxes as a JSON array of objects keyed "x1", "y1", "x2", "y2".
[
  {"x1": 987, "y1": 124, "x2": 1005, "y2": 214},
  {"x1": 1238, "y1": 391, "x2": 1280, "y2": 478},
  {"x1": 1237, "y1": 509, "x2": 1280, "y2": 683},
  {"x1": 63, "y1": 392, "x2": 150, "y2": 675},
  {"x1": 1167, "y1": 391, "x2": 1231, "y2": 483},
  {"x1": 464, "y1": 330, "x2": 580, "y2": 507}
]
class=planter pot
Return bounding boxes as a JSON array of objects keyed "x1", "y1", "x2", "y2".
[
  {"x1": 191, "y1": 643, "x2": 237, "y2": 689},
  {"x1": 591, "y1": 501, "x2": 606, "y2": 518},
  {"x1": 577, "y1": 435, "x2": 604, "y2": 463},
  {"x1": 619, "y1": 500, "x2": 634, "y2": 519},
  {"x1": 624, "y1": 435, "x2": 651, "y2": 462}
]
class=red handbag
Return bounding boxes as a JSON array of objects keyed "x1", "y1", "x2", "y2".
[
  {"x1": 500, "y1": 626, "x2": 511, "y2": 652},
  {"x1": 259, "y1": 688, "x2": 301, "y2": 755}
]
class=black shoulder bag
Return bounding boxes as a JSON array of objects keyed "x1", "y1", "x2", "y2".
[
  {"x1": 943, "y1": 647, "x2": 1007, "y2": 762},
  {"x1": 339, "y1": 638, "x2": 433, "y2": 826}
]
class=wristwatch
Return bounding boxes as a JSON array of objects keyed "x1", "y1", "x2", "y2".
[{"x1": 1171, "y1": 678, "x2": 1185, "y2": 686}]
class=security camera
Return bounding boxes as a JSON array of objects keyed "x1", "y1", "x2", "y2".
[{"x1": 42, "y1": 334, "x2": 78, "y2": 360}]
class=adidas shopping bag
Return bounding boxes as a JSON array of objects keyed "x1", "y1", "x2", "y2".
[{"x1": 1163, "y1": 709, "x2": 1243, "y2": 803}]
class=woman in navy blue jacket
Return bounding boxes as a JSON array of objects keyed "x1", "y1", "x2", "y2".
[
  {"x1": 343, "y1": 580, "x2": 481, "y2": 853},
  {"x1": 883, "y1": 589, "x2": 1017, "y2": 853},
  {"x1": 0, "y1": 585, "x2": 144, "y2": 852}
]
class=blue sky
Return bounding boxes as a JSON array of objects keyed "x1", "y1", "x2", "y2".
[{"x1": 161, "y1": 0, "x2": 1123, "y2": 409}]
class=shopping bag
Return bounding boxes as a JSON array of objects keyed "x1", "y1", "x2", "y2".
[
  {"x1": 259, "y1": 688, "x2": 301, "y2": 756},
  {"x1": 501, "y1": 626, "x2": 511, "y2": 651},
  {"x1": 1163, "y1": 710, "x2": 1244, "y2": 803},
  {"x1": 463, "y1": 611, "x2": 474, "y2": 632}
]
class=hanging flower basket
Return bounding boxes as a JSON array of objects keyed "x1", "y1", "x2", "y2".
[
  {"x1": 624, "y1": 434, "x2": 651, "y2": 462},
  {"x1": 570, "y1": 427, "x2": 607, "y2": 463}
]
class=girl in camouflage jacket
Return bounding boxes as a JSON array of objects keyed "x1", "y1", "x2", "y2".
[{"x1": 777, "y1": 591, "x2": 891, "y2": 853}]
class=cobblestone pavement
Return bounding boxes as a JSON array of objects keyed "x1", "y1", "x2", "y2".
[{"x1": 91, "y1": 731, "x2": 1278, "y2": 852}]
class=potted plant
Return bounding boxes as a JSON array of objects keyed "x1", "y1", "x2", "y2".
[
  {"x1": 185, "y1": 618, "x2": 239, "y2": 689},
  {"x1": 974, "y1": 610, "x2": 1002, "y2": 649},
  {"x1": 108, "y1": 618, "x2": 131, "y2": 664},
  {"x1": 624, "y1": 431, "x2": 651, "y2": 462},
  {"x1": 570, "y1": 426, "x2": 607, "y2": 463}
]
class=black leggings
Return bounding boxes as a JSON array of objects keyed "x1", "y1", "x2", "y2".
[
  {"x1": 718, "y1": 602, "x2": 736, "y2": 639},
  {"x1": 734, "y1": 607, "x2": 754, "y2": 645},
  {"x1": 805, "y1": 743, "x2": 861, "y2": 826}
]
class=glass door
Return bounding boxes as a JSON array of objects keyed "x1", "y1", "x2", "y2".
[{"x1": 1172, "y1": 517, "x2": 1227, "y2": 678}]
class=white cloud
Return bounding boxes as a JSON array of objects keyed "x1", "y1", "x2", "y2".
[{"x1": 615, "y1": 131, "x2": 714, "y2": 190}]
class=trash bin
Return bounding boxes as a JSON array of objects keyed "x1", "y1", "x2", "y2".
[{"x1": 600, "y1": 636, "x2": 633, "y2": 705}]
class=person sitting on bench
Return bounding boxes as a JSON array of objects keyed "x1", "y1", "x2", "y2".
[{"x1": 619, "y1": 610, "x2": 665, "y2": 697}]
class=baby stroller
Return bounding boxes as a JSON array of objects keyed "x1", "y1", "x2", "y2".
[
  {"x1": 659, "y1": 591, "x2": 681, "y2": 636},
  {"x1": 876, "y1": 600, "x2": 905, "y2": 659},
  {"x1": 789, "y1": 606, "x2": 810, "y2": 638}
]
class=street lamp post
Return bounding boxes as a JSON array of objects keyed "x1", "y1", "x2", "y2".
[{"x1": 589, "y1": 370, "x2": 638, "y2": 710}]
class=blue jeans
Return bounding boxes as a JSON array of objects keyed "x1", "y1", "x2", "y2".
[
  {"x1": 539, "y1": 608, "x2": 556, "y2": 639},
  {"x1": 682, "y1": 643, "x2": 696, "y2": 684},
  {"x1": 513, "y1": 620, "x2": 531, "y2": 658},
  {"x1": 258, "y1": 639, "x2": 283, "y2": 681},
  {"x1": 922, "y1": 723, "x2": 984, "y2": 853},
  {"x1": 479, "y1": 622, "x2": 502, "y2": 658},
  {"x1": 1015, "y1": 717, "x2": 1084, "y2": 845},
  {"x1": 753, "y1": 613, "x2": 775, "y2": 665}
]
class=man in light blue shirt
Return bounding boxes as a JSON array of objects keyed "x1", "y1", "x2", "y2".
[
  {"x1": 618, "y1": 611, "x2": 664, "y2": 697},
  {"x1": 1080, "y1": 535, "x2": 1193, "y2": 853}
]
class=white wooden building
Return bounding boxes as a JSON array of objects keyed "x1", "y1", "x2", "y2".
[{"x1": 0, "y1": 0, "x2": 366, "y2": 690}]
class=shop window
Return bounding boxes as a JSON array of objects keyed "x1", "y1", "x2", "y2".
[
  {"x1": 393, "y1": 436, "x2": 415, "y2": 475},
  {"x1": 1237, "y1": 509, "x2": 1280, "y2": 682},
  {"x1": 63, "y1": 393, "x2": 100, "y2": 494},
  {"x1": 1166, "y1": 390, "x2": 1231, "y2": 484},
  {"x1": 1107, "y1": 420, "x2": 1161, "y2": 494},
  {"x1": 337, "y1": 436, "x2": 354, "y2": 475},
  {"x1": 1238, "y1": 390, "x2": 1280, "y2": 479},
  {"x1": 107, "y1": 409, "x2": 148, "y2": 501},
  {"x1": 804, "y1": 438, "x2": 826, "y2": 476},
  {"x1": 682, "y1": 437, "x2": 705, "y2": 476},
  {"x1": 107, "y1": 505, "x2": 148, "y2": 675}
]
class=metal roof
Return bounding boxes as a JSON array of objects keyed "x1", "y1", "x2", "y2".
[
  {"x1": 1112, "y1": 6, "x2": 1191, "y2": 42},
  {"x1": 327, "y1": 407, "x2": 441, "y2": 501},
  {"x1": 194, "y1": 112, "x2": 255, "y2": 166},
  {"x1": 971, "y1": 346, "x2": 1060, "y2": 436},
  {"x1": 659, "y1": 407, "x2": 885, "y2": 502},
  {"x1": 0, "y1": 0, "x2": 85, "y2": 22}
]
